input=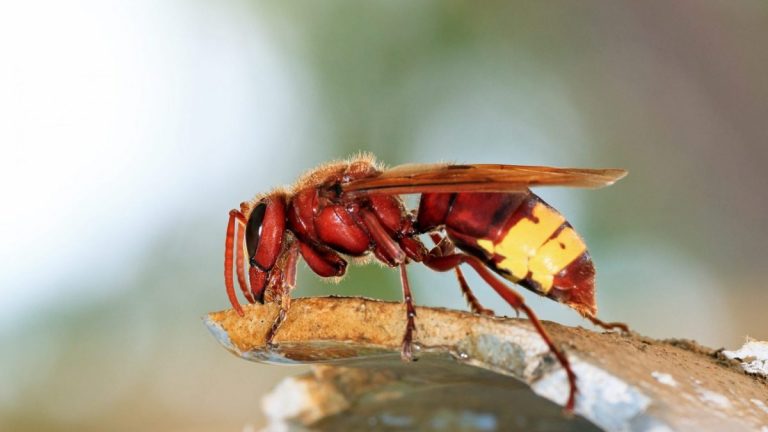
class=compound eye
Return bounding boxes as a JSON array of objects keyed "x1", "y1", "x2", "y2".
[{"x1": 245, "y1": 202, "x2": 267, "y2": 260}]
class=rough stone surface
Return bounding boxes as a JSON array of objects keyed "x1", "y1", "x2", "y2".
[
  {"x1": 206, "y1": 297, "x2": 768, "y2": 431},
  {"x1": 724, "y1": 339, "x2": 768, "y2": 378}
]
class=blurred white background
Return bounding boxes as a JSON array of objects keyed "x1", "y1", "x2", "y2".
[{"x1": 1, "y1": 0, "x2": 306, "y2": 319}]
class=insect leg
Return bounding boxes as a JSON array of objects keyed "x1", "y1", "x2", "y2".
[
  {"x1": 453, "y1": 265, "x2": 495, "y2": 316},
  {"x1": 359, "y1": 209, "x2": 417, "y2": 361},
  {"x1": 264, "y1": 266, "x2": 290, "y2": 347},
  {"x1": 263, "y1": 242, "x2": 301, "y2": 346},
  {"x1": 422, "y1": 252, "x2": 578, "y2": 412},
  {"x1": 585, "y1": 315, "x2": 629, "y2": 333},
  {"x1": 399, "y1": 262, "x2": 417, "y2": 361},
  {"x1": 275, "y1": 241, "x2": 345, "y2": 346},
  {"x1": 249, "y1": 267, "x2": 268, "y2": 304},
  {"x1": 298, "y1": 242, "x2": 347, "y2": 278},
  {"x1": 359, "y1": 209, "x2": 405, "y2": 264},
  {"x1": 427, "y1": 232, "x2": 453, "y2": 255},
  {"x1": 427, "y1": 233, "x2": 494, "y2": 316}
]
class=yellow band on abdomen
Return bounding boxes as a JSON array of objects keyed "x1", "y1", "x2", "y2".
[{"x1": 476, "y1": 202, "x2": 586, "y2": 293}]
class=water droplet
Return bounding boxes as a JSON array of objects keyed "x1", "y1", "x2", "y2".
[{"x1": 459, "y1": 351, "x2": 470, "y2": 360}]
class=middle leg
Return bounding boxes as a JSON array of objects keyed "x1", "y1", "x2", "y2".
[
  {"x1": 453, "y1": 265, "x2": 495, "y2": 316},
  {"x1": 360, "y1": 209, "x2": 416, "y2": 361},
  {"x1": 399, "y1": 263, "x2": 417, "y2": 361}
]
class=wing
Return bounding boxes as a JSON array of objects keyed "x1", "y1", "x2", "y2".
[{"x1": 342, "y1": 163, "x2": 627, "y2": 195}]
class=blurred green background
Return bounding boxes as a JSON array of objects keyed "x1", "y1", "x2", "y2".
[{"x1": 2, "y1": 1, "x2": 767, "y2": 430}]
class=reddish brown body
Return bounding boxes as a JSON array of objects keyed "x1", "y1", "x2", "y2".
[{"x1": 223, "y1": 155, "x2": 627, "y2": 412}]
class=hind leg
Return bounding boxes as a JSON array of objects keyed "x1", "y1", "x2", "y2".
[
  {"x1": 398, "y1": 263, "x2": 418, "y2": 361},
  {"x1": 422, "y1": 252, "x2": 578, "y2": 412},
  {"x1": 585, "y1": 315, "x2": 629, "y2": 333}
]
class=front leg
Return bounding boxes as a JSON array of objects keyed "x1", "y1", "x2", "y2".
[
  {"x1": 264, "y1": 242, "x2": 300, "y2": 347},
  {"x1": 265, "y1": 282, "x2": 291, "y2": 347},
  {"x1": 264, "y1": 240, "x2": 347, "y2": 349}
]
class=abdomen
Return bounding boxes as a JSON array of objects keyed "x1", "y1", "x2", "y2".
[{"x1": 417, "y1": 191, "x2": 597, "y2": 317}]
